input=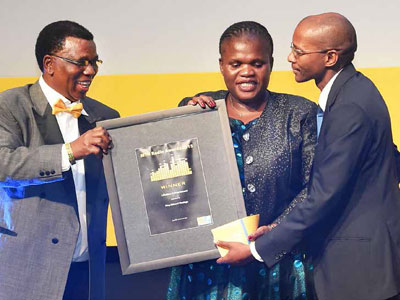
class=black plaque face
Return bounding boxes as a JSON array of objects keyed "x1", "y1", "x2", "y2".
[{"x1": 136, "y1": 138, "x2": 212, "y2": 235}]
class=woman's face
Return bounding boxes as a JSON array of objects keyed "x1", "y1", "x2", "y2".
[{"x1": 219, "y1": 34, "x2": 273, "y2": 104}]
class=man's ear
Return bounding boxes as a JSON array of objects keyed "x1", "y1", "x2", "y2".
[
  {"x1": 325, "y1": 50, "x2": 339, "y2": 68},
  {"x1": 42, "y1": 55, "x2": 54, "y2": 75}
]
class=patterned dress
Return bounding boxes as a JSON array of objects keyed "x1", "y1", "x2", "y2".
[{"x1": 167, "y1": 91, "x2": 317, "y2": 300}]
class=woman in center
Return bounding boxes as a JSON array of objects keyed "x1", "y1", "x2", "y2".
[{"x1": 167, "y1": 21, "x2": 317, "y2": 300}]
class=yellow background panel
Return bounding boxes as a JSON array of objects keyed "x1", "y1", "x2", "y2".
[{"x1": 1, "y1": 66, "x2": 399, "y2": 245}]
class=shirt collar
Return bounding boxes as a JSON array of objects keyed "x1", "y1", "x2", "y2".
[
  {"x1": 39, "y1": 76, "x2": 88, "y2": 116},
  {"x1": 318, "y1": 69, "x2": 343, "y2": 112}
]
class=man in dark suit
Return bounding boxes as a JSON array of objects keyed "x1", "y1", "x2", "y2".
[
  {"x1": 217, "y1": 13, "x2": 400, "y2": 300},
  {"x1": 0, "y1": 21, "x2": 119, "y2": 300}
]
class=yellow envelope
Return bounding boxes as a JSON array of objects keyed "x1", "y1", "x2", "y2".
[{"x1": 211, "y1": 214, "x2": 260, "y2": 257}]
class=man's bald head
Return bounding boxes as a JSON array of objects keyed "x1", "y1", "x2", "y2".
[{"x1": 297, "y1": 12, "x2": 357, "y2": 67}]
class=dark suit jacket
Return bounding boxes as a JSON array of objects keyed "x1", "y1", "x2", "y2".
[
  {"x1": 0, "y1": 82, "x2": 119, "y2": 300},
  {"x1": 255, "y1": 64, "x2": 400, "y2": 300}
]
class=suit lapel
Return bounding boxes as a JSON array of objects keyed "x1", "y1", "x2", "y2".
[
  {"x1": 81, "y1": 98, "x2": 103, "y2": 125},
  {"x1": 79, "y1": 97, "x2": 105, "y2": 196},
  {"x1": 29, "y1": 82, "x2": 64, "y2": 145},
  {"x1": 78, "y1": 101, "x2": 104, "y2": 229}
]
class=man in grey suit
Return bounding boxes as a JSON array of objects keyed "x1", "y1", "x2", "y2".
[
  {"x1": 0, "y1": 21, "x2": 119, "y2": 300},
  {"x1": 216, "y1": 13, "x2": 400, "y2": 300}
]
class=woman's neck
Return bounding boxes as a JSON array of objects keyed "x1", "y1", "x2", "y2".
[{"x1": 227, "y1": 92, "x2": 268, "y2": 124}]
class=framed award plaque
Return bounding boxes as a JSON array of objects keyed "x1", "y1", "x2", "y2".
[{"x1": 98, "y1": 100, "x2": 246, "y2": 274}]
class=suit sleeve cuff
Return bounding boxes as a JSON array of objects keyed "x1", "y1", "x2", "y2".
[{"x1": 250, "y1": 241, "x2": 264, "y2": 262}]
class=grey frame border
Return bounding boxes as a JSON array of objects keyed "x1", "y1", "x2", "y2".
[{"x1": 98, "y1": 100, "x2": 246, "y2": 274}]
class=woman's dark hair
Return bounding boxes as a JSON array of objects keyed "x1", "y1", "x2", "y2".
[
  {"x1": 219, "y1": 21, "x2": 273, "y2": 59},
  {"x1": 35, "y1": 20, "x2": 93, "y2": 71}
]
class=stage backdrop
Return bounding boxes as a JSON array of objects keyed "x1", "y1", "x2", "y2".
[{"x1": 1, "y1": 66, "x2": 399, "y2": 245}]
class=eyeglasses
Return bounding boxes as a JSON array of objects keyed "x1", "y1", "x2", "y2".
[
  {"x1": 51, "y1": 54, "x2": 103, "y2": 68},
  {"x1": 290, "y1": 42, "x2": 338, "y2": 58}
]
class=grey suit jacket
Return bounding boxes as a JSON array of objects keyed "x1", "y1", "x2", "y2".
[
  {"x1": 0, "y1": 82, "x2": 119, "y2": 300},
  {"x1": 255, "y1": 64, "x2": 400, "y2": 300}
]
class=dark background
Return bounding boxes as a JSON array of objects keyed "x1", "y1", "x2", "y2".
[{"x1": 106, "y1": 247, "x2": 170, "y2": 300}]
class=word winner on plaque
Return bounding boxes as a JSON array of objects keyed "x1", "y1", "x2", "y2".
[{"x1": 136, "y1": 138, "x2": 212, "y2": 235}]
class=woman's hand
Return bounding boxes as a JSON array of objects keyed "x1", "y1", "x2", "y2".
[{"x1": 187, "y1": 95, "x2": 216, "y2": 108}]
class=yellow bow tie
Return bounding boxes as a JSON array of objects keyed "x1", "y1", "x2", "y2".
[{"x1": 52, "y1": 99, "x2": 83, "y2": 118}]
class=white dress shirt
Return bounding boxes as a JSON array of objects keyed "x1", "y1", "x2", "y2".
[
  {"x1": 318, "y1": 69, "x2": 342, "y2": 112},
  {"x1": 39, "y1": 76, "x2": 89, "y2": 262}
]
